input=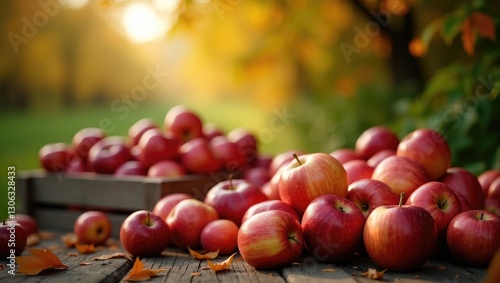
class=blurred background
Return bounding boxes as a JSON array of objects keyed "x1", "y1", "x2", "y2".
[{"x1": 1, "y1": 0, "x2": 499, "y2": 175}]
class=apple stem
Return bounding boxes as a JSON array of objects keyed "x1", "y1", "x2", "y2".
[
  {"x1": 398, "y1": 192, "x2": 405, "y2": 207},
  {"x1": 480, "y1": 212, "x2": 484, "y2": 220},
  {"x1": 229, "y1": 173, "x2": 234, "y2": 190},
  {"x1": 293, "y1": 154, "x2": 302, "y2": 165},
  {"x1": 438, "y1": 199, "x2": 447, "y2": 209},
  {"x1": 339, "y1": 206, "x2": 345, "y2": 213},
  {"x1": 147, "y1": 212, "x2": 151, "y2": 226}
]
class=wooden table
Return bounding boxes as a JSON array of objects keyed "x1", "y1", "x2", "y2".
[{"x1": 0, "y1": 230, "x2": 489, "y2": 283}]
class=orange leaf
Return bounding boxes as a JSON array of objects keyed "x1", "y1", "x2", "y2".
[
  {"x1": 471, "y1": 13, "x2": 496, "y2": 41},
  {"x1": 462, "y1": 17, "x2": 475, "y2": 55},
  {"x1": 16, "y1": 248, "x2": 68, "y2": 275},
  {"x1": 76, "y1": 243, "x2": 95, "y2": 254},
  {"x1": 38, "y1": 231, "x2": 55, "y2": 240},
  {"x1": 93, "y1": 252, "x2": 133, "y2": 261},
  {"x1": 188, "y1": 247, "x2": 219, "y2": 260},
  {"x1": 123, "y1": 257, "x2": 169, "y2": 282},
  {"x1": 61, "y1": 233, "x2": 77, "y2": 248},
  {"x1": 79, "y1": 262, "x2": 91, "y2": 266},
  {"x1": 207, "y1": 253, "x2": 237, "y2": 272},
  {"x1": 361, "y1": 268, "x2": 387, "y2": 280},
  {"x1": 191, "y1": 272, "x2": 201, "y2": 276},
  {"x1": 26, "y1": 234, "x2": 40, "y2": 246},
  {"x1": 321, "y1": 268, "x2": 336, "y2": 272}
]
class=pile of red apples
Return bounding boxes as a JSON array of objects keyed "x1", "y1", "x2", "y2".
[{"x1": 34, "y1": 107, "x2": 500, "y2": 271}]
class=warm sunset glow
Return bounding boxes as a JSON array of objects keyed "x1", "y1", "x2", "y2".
[{"x1": 121, "y1": 2, "x2": 173, "y2": 43}]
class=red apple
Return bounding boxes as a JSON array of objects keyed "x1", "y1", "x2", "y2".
[
  {"x1": 406, "y1": 181, "x2": 462, "y2": 239},
  {"x1": 447, "y1": 210, "x2": 500, "y2": 267},
  {"x1": 242, "y1": 200, "x2": 300, "y2": 224},
  {"x1": 478, "y1": 169, "x2": 500, "y2": 195},
  {"x1": 347, "y1": 179, "x2": 400, "y2": 218},
  {"x1": 204, "y1": 178, "x2": 267, "y2": 226},
  {"x1": 456, "y1": 192, "x2": 471, "y2": 212},
  {"x1": 397, "y1": 129, "x2": 451, "y2": 180},
  {"x1": 209, "y1": 136, "x2": 246, "y2": 173},
  {"x1": 152, "y1": 193, "x2": 194, "y2": 220},
  {"x1": 11, "y1": 214, "x2": 38, "y2": 236},
  {"x1": 137, "y1": 129, "x2": 181, "y2": 169},
  {"x1": 238, "y1": 210, "x2": 304, "y2": 269},
  {"x1": 355, "y1": 126, "x2": 399, "y2": 160},
  {"x1": 114, "y1": 161, "x2": 146, "y2": 176},
  {"x1": 39, "y1": 143, "x2": 72, "y2": 172},
  {"x1": 366, "y1": 149, "x2": 395, "y2": 168},
  {"x1": 200, "y1": 219, "x2": 239, "y2": 255},
  {"x1": 180, "y1": 138, "x2": 222, "y2": 174},
  {"x1": 487, "y1": 177, "x2": 500, "y2": 202},
  {"x1": 0, "y1": 221, "x2": 27, "y2": 257},
  {"x1": 253, "y1": 154, "x2": 273, "y2": 170},
  {"x1": 65, "y1": 156, "x2": 87, "y2": 173},
  {"x1": 485, "y1": 198, "x2": 500, "y2": 216},
  {"x1": 203, "y1": 123, "x2": 224, "y2": 141},
  {"x1": 329, "y1": 148, "x2": 360, "y2": 164},
  {"x1": 72, "y1": 127, "x2": 105, "y2": 160},
  {"x1": 244, "y1": 167, "x2": 270, "y2": 188},
  {"x1": 343, "y1": 159, "x2": 374, "y2": 185},
  {"x1": 87, "y1": 137, "x2": 132, "y2": 174},
  {"x1": 128, "y1": 118, "x2": 158, "y2": 145},
  {"x1": 371, "y1": 156, "x2": 427, "y2": 202},
  {"x1": 147, "y1": 160, "x2": 186, "y2": 177},
  {"x1": 227, "y1": 128, "x2": 258, "y2": 165},
  {"x1": 279, "y1": 153, "x2": 348, "y2": 215},
  {"x1": 302, "y1": 194, "x2": 366, "y2": 262},
  {"x1": 164, "y1": 105, "x2": 204, "y2": 142},
  {"x1": 74, "y1": 211, "x2": 112, "y2": 245},
  {"x1": 269, "y1": 150, "x2": 304, "y2": 177},
  {"x1": 440, "y1": 167, "x2": 485, "y2": 210},
  {"x1": 363, "y1": 193, "x2": 437, "y2": 271},
  {"x1": 260, "y1": 181, "x2": 280, "y2": 201},
  {"x1": 166, "y1": 199, "x2": 218, "y2": 249},
  {"x1": 120, "y1": 210, "x2": 170, "y2": 257}
]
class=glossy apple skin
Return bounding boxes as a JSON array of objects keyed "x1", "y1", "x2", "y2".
[
  {"x1": 440, "y1": 167, "x2": 485, "y2": 210},
  {"x1": 200, "y1": 219, "x2": 239, "y2": 255},
  {"x1": 120, "y1": 210, "x2": 170, "y2": 257},
  {"x1": 209, "y1": 136, "x2": 246, "y2": 173},
  {"x1": 39, "y1": 143, "x2": 72, "y2": 172},
  {"x1": 372, "y1": 156, "x2": 427, "y2": 202},
  {"x1": 114, "y1": 161, "x2": 146, "y2": 176},
  {"x1": 447, "y1": 210, "x2": 500, "y2": 267},
  {"x1": 485, "y1": 198, "x2": 500, "y2": 217},
  {"x1": 329, "y1": 148, "x2": 360, "y2": 164},
  {"x1": 487, "y1": 177, "x2": 500, "y2": 202},
  {"x1": 253, "y1": 154, "x2": 273, "y2": 170},
  {"x1": 74, "y1": 211, "x2": 112, "y2": 245},
  {"x1": 347, "y1": 179, "x2": 400, "y2": 218},
  {"x1": 363, "y1": 203, "x2": 437, "y2": 272},
  {"x1": 147, "y1": 160, "x2": 186, "y2": 177},
  {"x1": 227, "y1": 128, "x2": 258, "y2": 165},
  {"x1": 137, "y1": 129, "x2": 181, "y2": 169},
  {"x1": 128, "y1": 118, "x2": 158, "y2": 145},
  {"x1": 279, "y1": 153, "x2": 348, "y2": 215},
  {"x1": 65, "y1": 156, "x2": 87, "y2": 173},
  {"x1": 166, "y1": 199, "x2": 218, "y2": 249},
  {"x1": 478, "y1": 170, "x2": 500, "y2": 195},
  {"x1": 366, "y1": 149, "x2": 395, "y2": 168},
  {"x1": 355, "y1": 126, "x2": 399, "y2": 160},
  {"x1": 164, "y1": 105, "x2": 204, "y2": 142},
  {"x1": 343, "y1": 159, "x2": 374, "y2": 185},
  {"x1": 397, "y1": 129, "x2": 451, "y2": 180},
  {"x1": 302, "y1": 195, "x2": 366, "y2": 262},
  {"x1": 242, "y1": 200, "x2": 300, "y2": 224},
  {"x1": 152, "y1": 193, "x2": 194, "y2": 220},
  {"x1": 87, "y1": 137, "x2": 132, "y2": 174},
  {"x1": 406, "y1": 181, "x2": 462, "y2": 239},
  {"x1": 204, "y1": 179, "x2": 267, "y2": 226},
  {"x1": 72, "y1": 127, "x2": 105, "y2": 160},
  {"x1": 268, "y1": 150, "x2": 304, "y2": 177},
  {"x1": 0, "y1": 221, "x2": 27, "y2": 257},
  {"x1": 244, "y1": 167, "x2": 270, "y2": 188},
  {"x1": 238, "y1": 210, "x2": 304, "y2": 270},
  {"x1": 203, "y1": 123, "x2": 224, "y2": 141},
  {"x1": 180, "y1": 138, "x2": 222, "y2": 174},
  {"x1": 11, "y1": 214, "x2": 38, "y2": 236}
]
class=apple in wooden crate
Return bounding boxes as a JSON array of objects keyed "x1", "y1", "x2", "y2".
[
  {"x1": 137, "y1": 129, "x2": 180, "y2": 169},
  {"x1": 87, "y1": 137, "x2": 132, "y2": 174},
  {"x1": 72, "y1": 127, "x2": 105, "y2": 160},
  {"x1": 128, "y1": 117, "x2": 157, "y2": 145},
  {"x1": 39, "y1": 143, "x2": 72, "y2": 172},
  {"x1": 164, "y1": 105, "x2": 204, "y2": 143}
]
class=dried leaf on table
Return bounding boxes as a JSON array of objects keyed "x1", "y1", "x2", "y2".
[
  {"x1": 38, "y1": 231, "x2": 55, "y2": 240},
  {"x1": 79, "y1": 262, "x2": 92, "y2": 266},
  {"x1": 76, "y1": 243, "x2": 95, "y2": 254},
  {"x1": 61, "y1": 233, "x2": 77, "y2": 248},
  {"x1": 361, "y1": 268, "x2": 387, "y2": 280},
  {"x1": 207, "y1": 253, "x2": 237, "y2": 272},
  {"x1": 191, "y1": 272, "x2": 201, "y2": 276},
  {"x1": 188, "y1": 247, "x2": 219, "y2": 260},
  {"x1": 321, "y1": 268, "x2": 336, "y2": 272},
  {"x1": 93, "y1": 252, "x2": 133, "y2": 261},
  {"x1": 26, "y1": 234, "x2": 40, "y2": 246},
  {"x1": 16, "y1": 248, "x2": 68, "y2": 275},
  {"x1": 122, "y1": 257, "x2": 169, "y2": 282},
  {"x1": 67, "y1": 252, "x2": 78, "y2": 257}
]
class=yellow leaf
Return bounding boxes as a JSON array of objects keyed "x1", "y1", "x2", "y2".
[
  {"x1": 361, "y1": 268, "x2": 387, "y2": 280},
  {"x1": 188, "y1": 247, "x2": 219, "y2": 260},
  {"x1": 16, "y1": 248, "x2": 68, "y2": 275},
  {"x1": 76, "y1": 243, "x2": 95, "y2": 254},
  {"x1": 123, "y1": 257, "x2": 169, "y2": 282},
  {"x1": 471, "y1": 13, "x2": 496, "y2": 41},
  {"x1": 207, "y1": 253, "x2": 237, "y2": 272},
  {"x1": 462, "y1": 17, "x2": 475, "y2": 55},
  {"x1": 93, "y1": 252, "x2": 134, "y2": 261}
]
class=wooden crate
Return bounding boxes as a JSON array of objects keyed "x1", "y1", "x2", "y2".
[{"x1": 17, "y1": 170, "x2": 227, "y2": 236}]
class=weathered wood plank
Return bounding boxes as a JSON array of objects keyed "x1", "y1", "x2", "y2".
[{"x1": 282, "y1": 256, "x2": 358, "y2": 283}]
